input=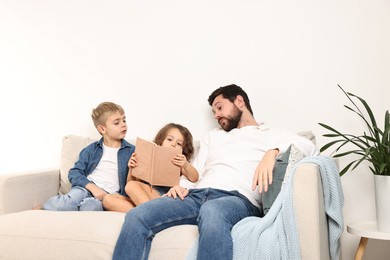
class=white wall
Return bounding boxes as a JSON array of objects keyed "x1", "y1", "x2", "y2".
[{"x1": 1, "y1": 0, "x2": 389, "y2": 259}]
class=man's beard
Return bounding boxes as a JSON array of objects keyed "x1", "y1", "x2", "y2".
[{"x1": 218, "y1": 106, "x2": 243, "y2": 132}]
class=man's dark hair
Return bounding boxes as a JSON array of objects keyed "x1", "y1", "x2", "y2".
[{"x1": 208, "y1": 84, "x2": 253, "y2": 115}]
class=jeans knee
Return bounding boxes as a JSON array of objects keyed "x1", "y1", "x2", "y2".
[
  {"x1": 198, "y1": 205, "x2": 225, "y2": 229},
  {"x1": 124, "y1": 207, "x2": 144, "y2": 224},
  {"x1": 43, "y1": 196, "x2": 75, "y2": 211},
  {"x1": 79, "y1": 198, "x2": 103, "y2": 211}
]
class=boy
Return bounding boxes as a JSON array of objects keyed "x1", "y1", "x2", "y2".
[{"x1": 43, "y1": 102, "x2": 135, "y2": 211}]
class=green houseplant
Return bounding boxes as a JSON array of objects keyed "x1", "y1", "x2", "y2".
[
  {"x1": 318, "y1": 85, "x2": 390, "y2": 177},
  {"x1": 319, "y1": 85, "x2": 390, "y2": 232}
]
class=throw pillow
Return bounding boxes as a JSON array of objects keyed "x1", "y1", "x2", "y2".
[
  {"x1": 284, "y1": 144, "x2": 305, "y2": 182},
  {"x1": 59, "y1": 135, "x2": 96, "y2": 194},
  {"x1": 297, "y1": 130, "x2": 316, "y2": 146},
  {"x1": 262, "y1": 144, "x2": 305, "y2": 215}
]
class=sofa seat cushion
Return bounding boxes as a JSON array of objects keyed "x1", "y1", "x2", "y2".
[{"x1": 0, "y1": 210, "x2": 198, "y2": 260}]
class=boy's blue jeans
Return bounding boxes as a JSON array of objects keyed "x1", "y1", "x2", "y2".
[
  {"x1": 113, "y1": 188, "x2": 261, "y2": 260},
  {"x1": 43, "y1": 186, "x2": 103, "y2": 211}
]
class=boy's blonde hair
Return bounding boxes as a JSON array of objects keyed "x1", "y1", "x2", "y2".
[{"x1": 91, "y1": 102, "x2": 125, "y2": 129}]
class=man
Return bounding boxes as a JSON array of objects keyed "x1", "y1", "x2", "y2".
[{"x1": 113, "y1": 84, "x2": 317, "y2": 260}]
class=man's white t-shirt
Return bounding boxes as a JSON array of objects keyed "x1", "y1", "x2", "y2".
[{"x1": 191, "y1": 124, "x2": 318, "y2": 207}]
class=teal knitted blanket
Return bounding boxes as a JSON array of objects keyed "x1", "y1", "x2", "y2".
[{"x1": 186, "y1": 156, "x2": 344, "y2": 260}]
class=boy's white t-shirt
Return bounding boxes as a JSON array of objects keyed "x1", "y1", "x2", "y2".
[{"x1": 87, "y1": 144, "x2": 120, "y2": 194}]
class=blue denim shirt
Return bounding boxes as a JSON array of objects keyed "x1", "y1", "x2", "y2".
[{"x1": 68, "y1": 138, "x2": 135, "y2": 196}]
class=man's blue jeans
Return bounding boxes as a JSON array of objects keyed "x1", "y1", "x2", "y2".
[
  {"x1": 113, "y1": 188, "x2": 261, "y2": 260},
  {"x1": 43, "y1": 186, "x2": 103, "y2": 211}
]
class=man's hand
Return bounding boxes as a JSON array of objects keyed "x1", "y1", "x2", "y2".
[
  {"x1": 164, "y1": 185, "x2": 189, "y2": 200},
  {"x1": 252, "y1": 149, "x2": 279, "y2": 193}
]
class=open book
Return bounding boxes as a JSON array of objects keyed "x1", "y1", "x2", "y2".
[{"x1": 131, "y1": 137, "x2": 182, "y2": 187}]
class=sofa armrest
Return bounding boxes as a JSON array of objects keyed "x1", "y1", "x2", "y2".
[
  {"x1": 294, "y1": 163, "x2": 330, "y2": 260},
  {"x1": 0, "y1": 169, "x2": 60, "y2": 215}
]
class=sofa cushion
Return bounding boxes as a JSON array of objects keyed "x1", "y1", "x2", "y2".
[
  {"x1": 284, "y1": 144, "x2": 305, "y2": 181},
  {"x1": 60, "y1": 135, "x2": 96, "y2": 194},
  {"x1": 0, "y1": 210, "x2": 124, "y2": 259},
  {"x1": 0, "y1": 210, "x2": 199, "y2": 260},
  {"x1": 262, "y1": 144, "x2": 305, "y2": 215}
]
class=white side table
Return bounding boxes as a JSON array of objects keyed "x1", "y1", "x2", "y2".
[{"x1": 347, "y1": 220, "x2": 390, "y2": 260}]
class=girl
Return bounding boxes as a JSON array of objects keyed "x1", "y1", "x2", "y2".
[{"x1": 102, "y1": 123, "x2": 198, "y2": 212}]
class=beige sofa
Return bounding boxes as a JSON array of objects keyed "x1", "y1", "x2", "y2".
[{"x1": 0, "y1": 134, "x2": 330, "y2": 260}]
